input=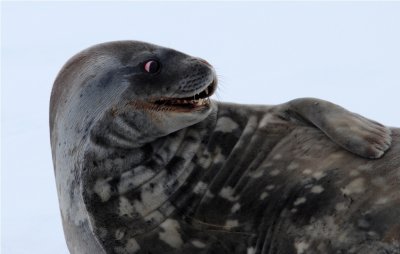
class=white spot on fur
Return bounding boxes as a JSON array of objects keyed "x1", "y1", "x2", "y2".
[
  {"x1": 302, "y1": 169, "x2": 312, "y2": 175},
  {"x1": 247, "y1": 247, "x2": 256, "y2": 254},
  {"x1": 132, "y1": 200, "x2": 146, "y2": 216},
  {"x1": 335, "y1": 202, "x2": 347, "y2": 211},
  {"x1": 295, "y1": 241, "x2": 309, "y2": 254},
  {"x1": 125, "y1": 238, "x2": 140, "y2": 253},
  {"x1": 249, "y1": 169, "x2": 264, "y2": 178},
  {"x1": 358, "y1": 164, "x2": 372, "y2": 171},
  {"x1": 136, "y1": 182, "x2": 168, "y2": 216},
  {"x1": 338, "y1": 232, "x2": 349, "y2": 243},
  {"x1": 219, "y1": 186, "x2": 239, "y2": 201},
  {"x1": 259, "y1": 192, "x2": 269, "y2": 200},
  {"x1": 115, "y1": 229, "x2": 125, "y2": 240},
  {"x1": 93, "y1": 178, "x2": 112, "y2": 202},
  {"x1": 269, "y1": 169, "x2": 280, "y2": 176},
  {"x1": 328, "y1": 152, "x2": 343, "y2": 161},
  {"x1": 291, "y1": 208, "x2": 298, "y2": 213},
  {"x1": 266, "y1": 185, "x2": 275, "y2": 190},
  {"x1": 198, "y1": 151, "x2": 212, "y2": 169},
  {"x1": 310, "y1": 185, "x2": 324, "y2": 194},
  {"x1": 118, "y1": 196, "x2": 134, "y2": 217},
  {"x1": 375, "y1": 197, "x2": 389, "y2": 205},
  {"x1": 312, "y1": 171, "x2": 326, "y2": 180},
  {"x1": 294, "y1": 197, "x2": 307, "y2": 206},
  {"x1": 159, "y1": 219, "x2": 183, "y2": 248},
  {"x1": 213, "y1": 146, "x2": 226, "y2": 163},
  {"x1": 193, "y1": 181, "x2": 208, "y2": 194},
  {"x1": 231, "y1": 203, "x2": 241, "y2": 213},
  {"x1": 273, "y1": 154, "x2": 282, "y2": 160},
  {"x1": 349, "y1": 170, "x2": 360, "y2": 176},
  {"x1": 191, "y1": 240, "x2": 206, "y2": 248},
  {"x1": 263, "y1": 162, "x2": 273, "y2": 167},
  {"x1": 341, "y1": 178, "x2": 365, "y2": 195},
  {"x1": 305, "y1": 216, "x2": 342, "y2": 240},
  {"x1": 215, "y1": 117, "x2": 239, "y2": 133},
  {"x1": 224, "y1": 219, "x2": 239, "y2": 228},
  {"x1": 144, "y1": 210, "x2": 164, "y2": 227},
  {"x1": 287, "y1": 162, "x2": 299, "y2": 171}
]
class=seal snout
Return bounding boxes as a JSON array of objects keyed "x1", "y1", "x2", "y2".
[{"x1": 144, "y1": 55, "x2": 217, "y2": 112}]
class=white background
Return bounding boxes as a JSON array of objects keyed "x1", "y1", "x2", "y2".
[{"x1": 2, "y1": 2, "x2": 400, "y2": 253}]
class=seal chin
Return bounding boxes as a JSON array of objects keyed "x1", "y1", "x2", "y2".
[{"x1": 149, "y1": 79, "x2": 217, "y2": 113}]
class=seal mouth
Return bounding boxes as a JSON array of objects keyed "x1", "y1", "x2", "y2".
[{"x1": 151, "y1": 79, "x2": 217, "y2": 111}]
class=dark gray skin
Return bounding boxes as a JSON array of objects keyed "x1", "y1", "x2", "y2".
[{"x1": 50, "y1": 41, "x2": 399, "y2": 254}]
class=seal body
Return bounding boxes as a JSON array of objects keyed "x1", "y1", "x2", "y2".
[{"x1": 50, "y1": 41, "x2": 400, "y2": 254}]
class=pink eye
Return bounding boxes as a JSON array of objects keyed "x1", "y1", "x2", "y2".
[{"x1": 143, "y1": 60, "x2": 160, "y2": 73}]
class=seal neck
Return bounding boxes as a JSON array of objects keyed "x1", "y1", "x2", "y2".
[{"x1": 82, "y1": 106, "x2": 219, "y2": 237}]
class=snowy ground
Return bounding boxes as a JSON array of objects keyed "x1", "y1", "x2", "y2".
[{"x1": 2, "y1": 2, "x2": 400, "y2": 254}]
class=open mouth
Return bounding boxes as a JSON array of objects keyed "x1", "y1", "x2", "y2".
[{"x1": 152, "y1": 80, "x2": 217, "y2": 110}]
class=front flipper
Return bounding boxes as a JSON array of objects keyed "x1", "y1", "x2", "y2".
[{"x1": 283, "y1": 98, "x2": 391, "y2": 159}]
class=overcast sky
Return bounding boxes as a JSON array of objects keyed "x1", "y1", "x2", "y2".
[{"x1": 2, "y1": 2, "x2": 400, "y2": 254}]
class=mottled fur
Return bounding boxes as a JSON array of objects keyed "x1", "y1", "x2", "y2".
[{"x1": 50, "y1": 41, "x2": 399, "y2": 254}]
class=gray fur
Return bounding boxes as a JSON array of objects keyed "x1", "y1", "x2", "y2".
[{"x1": 50, "y1": 41, "x2": 399, "y2": 254}]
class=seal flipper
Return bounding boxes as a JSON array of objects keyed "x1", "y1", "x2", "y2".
[{"x1": 283, "y1": 98, "x2": 392, "y2": 159}]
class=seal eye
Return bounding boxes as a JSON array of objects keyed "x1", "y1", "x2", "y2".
[{"x1": 143, "y1": 60, "x2": 160, "y2": 74}]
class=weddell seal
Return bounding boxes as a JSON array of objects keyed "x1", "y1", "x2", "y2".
[{"x1": 50, "y1": 41, "x2": 400, "y2": 254}]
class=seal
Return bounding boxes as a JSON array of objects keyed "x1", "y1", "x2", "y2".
[{"x1": 50, "y1": 41, "x2": 400, "y2": 254}]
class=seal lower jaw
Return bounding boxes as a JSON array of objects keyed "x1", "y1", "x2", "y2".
[
  {"x1": 154, "y1": 98, "x2": 211, "y2": 112},
  {"x1": 150, "y1": 79, "x2": 217, "y2": 112}
]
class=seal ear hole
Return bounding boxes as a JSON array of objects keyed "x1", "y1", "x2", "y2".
[{"x1": 143, "y1": 59, "x2": 161, "y2": 74}]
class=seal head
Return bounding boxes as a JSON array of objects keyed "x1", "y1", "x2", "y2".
[{"x1": 51, "y1": 41, "x2": 217, "y2": 149}]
